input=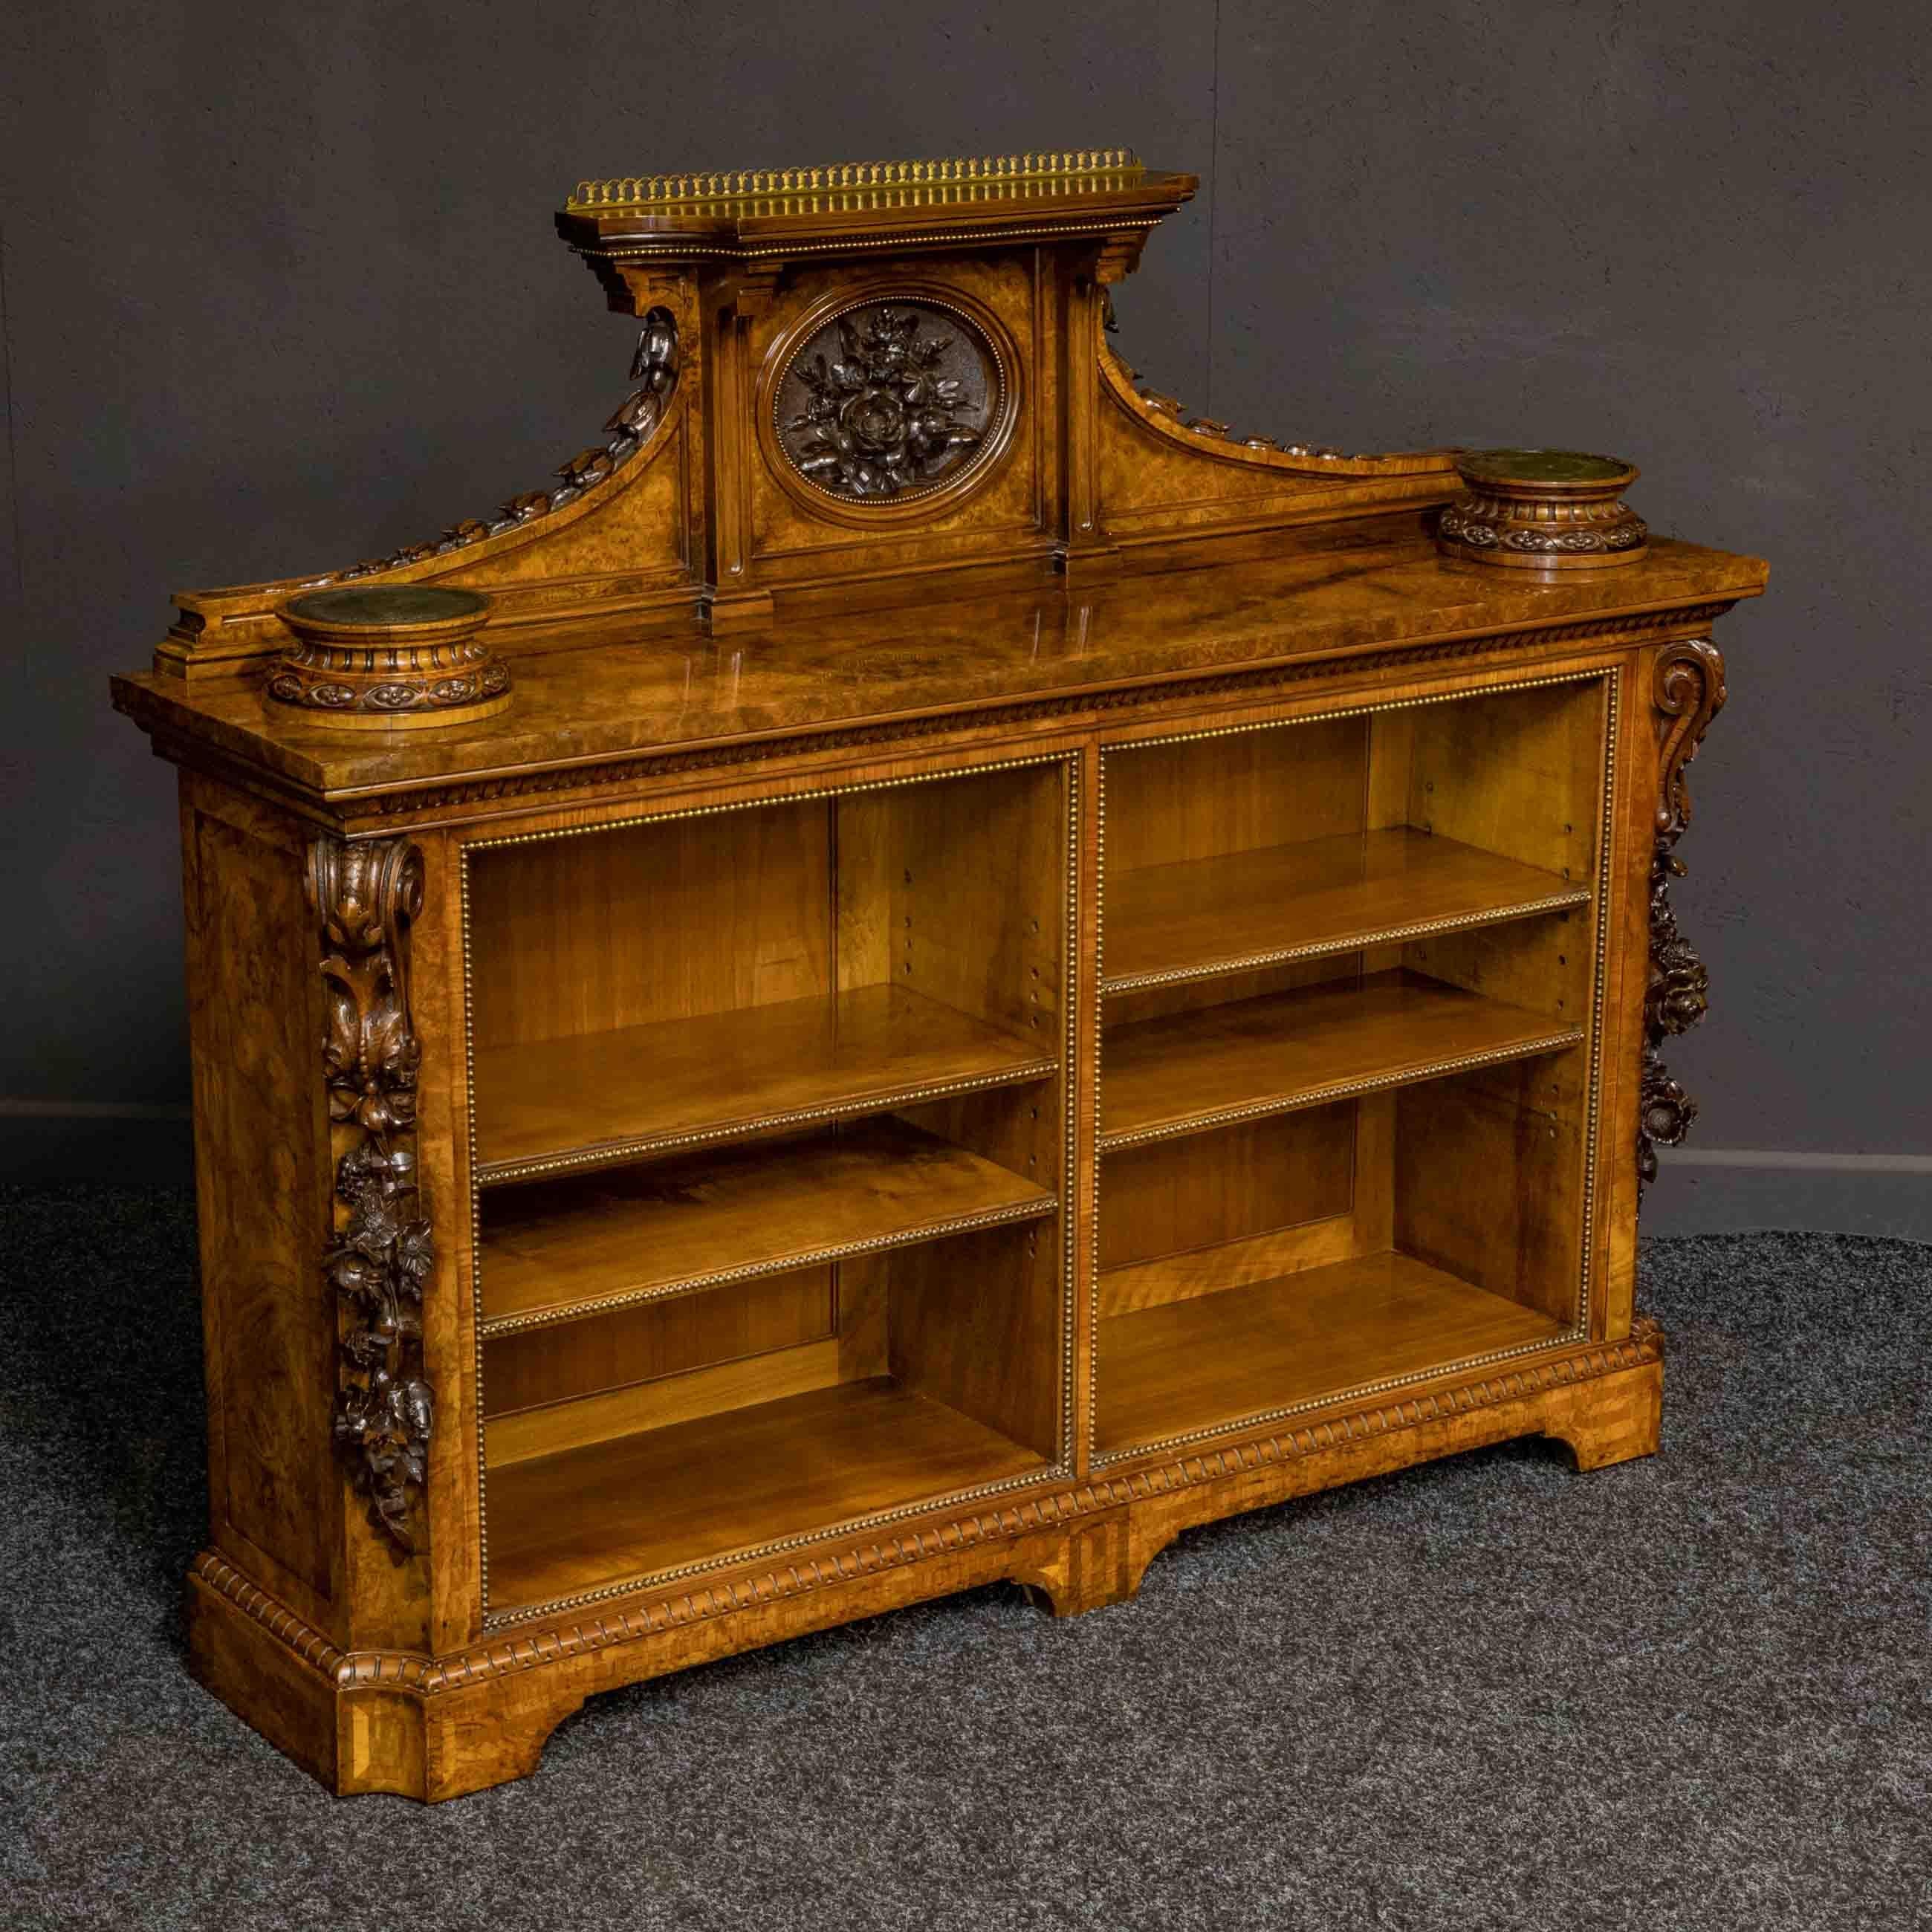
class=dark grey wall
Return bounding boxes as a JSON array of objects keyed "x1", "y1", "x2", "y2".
[{"x1": 3, "y1": 1, "x2": 1926, "y2": 1232}]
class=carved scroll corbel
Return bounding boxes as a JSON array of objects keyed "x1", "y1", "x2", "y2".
[
  {"x1": 334, "y1": 306, "x2": 679, "y2": 577},
  {"x1": 311, "y1": 837, "x2": 435, "y2": 1556},
  {"x1": 1641, "y1": 640, "x2": 1728, "y2": 1192}
]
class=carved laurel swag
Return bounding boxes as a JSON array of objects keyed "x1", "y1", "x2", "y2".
[
  {"x1": 1641, "y1": 640, "x2": 1727, "y2": 1191},
  {"x1": 331, "y1": 308, "x2": 679, "y2": 581},
  {"x1": 312, "y1": 837, "x2": 435, "y2": 1555}
]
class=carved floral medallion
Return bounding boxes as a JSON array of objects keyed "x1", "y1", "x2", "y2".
[{"x1": 774, "y1": 299, "x2": 1004, "y2": 503}]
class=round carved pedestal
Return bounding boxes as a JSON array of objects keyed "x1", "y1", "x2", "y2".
[
  {"x1": 269, "y1": 586, "x2": 511, "y2": 729},
  {"x1": 1436, "y1": 450, "x2": 1647, "y2": 572}
]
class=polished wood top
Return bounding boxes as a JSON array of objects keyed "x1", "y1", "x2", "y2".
[{"x1": 111, "y1": 523, "x2": 1765, "y2": 804}]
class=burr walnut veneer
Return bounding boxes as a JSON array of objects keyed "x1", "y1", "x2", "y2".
[{"x1": 109, "y1": 153, "x2": 1766, "y2": 1800}]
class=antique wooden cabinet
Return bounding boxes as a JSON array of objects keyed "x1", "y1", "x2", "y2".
[{"x1": 111, "y1": 153, "x2": 1766, "y2": 1801}]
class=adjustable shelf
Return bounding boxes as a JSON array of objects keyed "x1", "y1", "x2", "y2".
[
  {"x1": 474, "y1": 983, "x2": 1058, "y2": 1182},
  {"x1": 479, "y1": 1119, "x2": 1059, "y2": 1335},
  {"x1": 1099, "y1": 967, "x2": 1585, "y2": 1150},
  {"x1": 487, "y1": 1377, "x2": 1050, "y2": 1612},
  {"x1": 1102, "y1": 826, "x2": 1591, "y2": 992},
  {"x1": 1095, "y1": 1252, "x2": 1573, "y2": 1456}
]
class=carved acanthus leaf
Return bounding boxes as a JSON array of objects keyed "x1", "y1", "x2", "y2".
[
  {"x1": 1639, "y1": 640, "x2": 1727, "y2": 1194},
  {"x1": 311, "y1": 837, "x2": 434, "y2": 1555}
]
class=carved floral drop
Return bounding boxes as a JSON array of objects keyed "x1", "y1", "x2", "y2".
[
  {"x1": 776, "y1": 302, "x2": 997, "y2": 501},
  {"x1": 313, "y1": 837, "x2": 435, "y2": 1556}
]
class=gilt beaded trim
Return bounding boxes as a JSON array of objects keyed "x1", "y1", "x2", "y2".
[{"x1": 569, "y1": 150, "x2": 1141, "y2": 210}]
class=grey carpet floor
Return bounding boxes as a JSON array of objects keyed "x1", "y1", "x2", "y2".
[{"x1": 1, "y1": 1187, "x2": 1926, "y2": 1931}]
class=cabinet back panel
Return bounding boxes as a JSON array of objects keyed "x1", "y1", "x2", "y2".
[
  {"x1": 838, "y1": 762, "x2": 1064, "y2": 1037},
  {"x1": 889, "y1": 1222, "x2": 1061, "y2": 1459},
  {"x1": 1102, "y1": 953, "x2": 1356, "y2": 1029},
  {"x1": 467, "y1": 800, "x2": 834, "y2": 1049},
  {"x1": 482, "y1": 1265, "x2": 835, "y2": 1416},
  {"x1": 1406, "y1": 681, "x2": 1604, "y2": 880},
  {"x1": 1098, "y1": 1104, "x2": 1356, "y2": 1271},
  {"x1": 892, "y1": 1083, "x2": 1059, "y2": 1193},
  {"x1": 1407, "y1": 910, "x2": 1594, "y2": 1070},
  {"x1": 1106, "y1": 715, "x2": 1367, "y2": 873}
]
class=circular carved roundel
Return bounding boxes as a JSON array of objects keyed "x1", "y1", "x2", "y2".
[{"x1": 773, "y1": 298, "x2": 1005, "y2": 505}]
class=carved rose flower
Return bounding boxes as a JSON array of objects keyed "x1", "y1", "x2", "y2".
[{"x1": 784, "y1": 305, "x2": 986, "y2": 499}]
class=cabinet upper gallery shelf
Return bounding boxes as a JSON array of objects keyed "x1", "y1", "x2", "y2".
[
  {"x1": 479, "y1": 1119, "x2": 1057, "y2": 1335},
  {"x1": 474, "y1": 985, "x2": 1057, "y2": 1185},
  {"x1": 1100, "y1": 969, "x2": 1583, "y2": 1151},
  {"x1": 555, "y1": 149, "x2": 1196, "y2": 260},
  {"x1": 1102, "y1": 828, "x2": 1591, "y2": 993}
]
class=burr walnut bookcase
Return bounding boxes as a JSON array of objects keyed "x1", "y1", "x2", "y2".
[{"x1": 110, "y1": 152, "x2": 1766, "y2": 1801}]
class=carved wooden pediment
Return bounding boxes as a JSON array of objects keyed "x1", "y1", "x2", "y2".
[{"x1": 155, "y1": 151, "x2": 1462, "y2": 682}]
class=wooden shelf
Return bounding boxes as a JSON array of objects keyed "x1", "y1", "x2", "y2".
[
  {"x1": 480, "y1": 1120, "x2": 1057, "y2": 1335},
  {"x1": 485, "y1": 1377, "x2": 1048, "y2": 1612},
  {"x1": 1100, "y1": 967, "x2": 1582, "y2": 1150},
  {"x1": 1103, "y1": 826, "x2": 1589, "y2": 991},
  {"x1": 475, "y1": 983, "x2": 1057, "y2": 1182},
  {"x1": 1096, "y1": 1251, "x2": 1570, "y2": 1456}
]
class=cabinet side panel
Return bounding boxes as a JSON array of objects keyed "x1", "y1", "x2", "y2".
[{"x1": 181, "y1": 785, "x2": 337, "y2": 1622}]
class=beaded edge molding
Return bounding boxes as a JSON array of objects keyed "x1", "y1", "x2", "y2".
[{"x1": 188, "y1": 1313, "x2": 1662, "y2": 1694}]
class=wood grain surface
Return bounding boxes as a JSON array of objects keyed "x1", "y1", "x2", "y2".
[
  {"x1": 1096, "y1": 1250, "x2": 1569, "y2": 1454},
  {"x1": 1100, "y1": 967, "x2": 1584, "y2": 1147},
  {"x1": 1103, "y1": 827, "x2": 1589, "y2": 989},
  {"x1": 485, "y1": 1377, "x2": 1048, "y2": 1611},
  {"x1": 475, "y1": 984, "x2": 1057, "y2": 1179},
  {"x1": 479, "y1": 1119, "x2": 1054, "y2": 1332}
]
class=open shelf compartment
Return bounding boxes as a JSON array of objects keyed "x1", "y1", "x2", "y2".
[
  {"x1": 487, "y1": 1377, "x2": 1048, "y2": 1612},
  {"x1": 464, "y1": 758, "x2": 1073, "y2": 1614},
  {"x1": 1095, "y1": 678, "x2": 1607, "y2": 1456}
]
